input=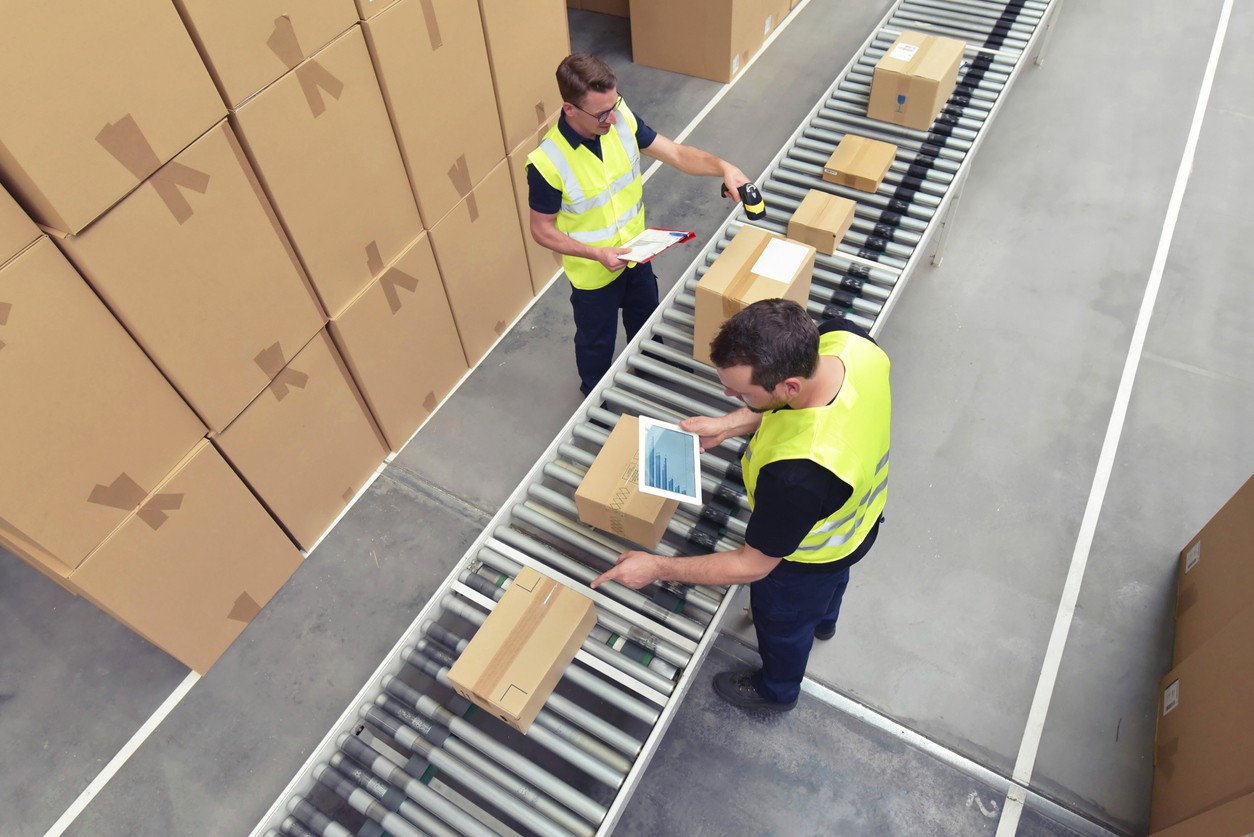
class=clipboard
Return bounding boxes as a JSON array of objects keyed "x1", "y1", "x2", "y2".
[{"x1": 621, "y1": 227, "x2": 696, "y2": 266}]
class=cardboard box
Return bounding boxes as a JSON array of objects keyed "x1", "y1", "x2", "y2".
[
  {"x1": 330, "y1": 234, "x2": 468, "y2": 452},
  {"x1": 1150, "y1": 603, "x2": 1254, "y2": 831},
  {"x1": 1, "y1": 183, "x2": 39, "y2": 267},
  {"x1": 354, "y1": 0, "x2": 402, "y2": 20},
  {"x1": 507, "y1": 112, "x2": 565, "y2": 296},
  {"x1": 692, "y1": 225, "x2": 816, "y2": 365},
  {"x1": 232, "y1": 26, "x2": 422, "y2": 319},
  {"x1": 581, "y1": 0, "x2": 630, "y2": 15},
  {"x1": 1174, "y1": 474, "x2": 1254, "y2": 665},
  {"x1": 173, "y1": 0, "x2": 357, "y2": 109},
  {"x1": 363, "y1": 0, "x2": 505, "y2": 229},
  {"x1": 214, "y1": 331, "x2": 389, "y2": 550},
  {"x1": 478, "y1": 0, "x2": 571, "y2": 152},
  {"x1": 70, "y1": 441, "x2": 303, "y2": 673},
  {"x1": 0, "y1": 0, "x2": 224, "y2": 234},
  {"x1": 788, "y1": 190, "x2": 856, "y2": 255},
  {"x1": 867, "y1": 31, "x2": 966, "y2": 131},
  {"x1": 0, "y1": 239, "x2": 205, "y2": 578},
  {"x1": 1150, "y1": 789, "x2": 1254, "y2": 837},
  {"x1": 823, "y1": 135, "x2": 898, "y2": 193},
  {"x1": 574, "y1": 415, "x2": 680, "y2": 548},
  {"x1": 427, "y1": 161, "x2": 532, "y2": 365},
  {"x1": 447, "y1": 566, "x2": 596, "y2": 733},
  {"x1": 55, "y1": 122, "x2": 325, "y2": 433},
  {"x1": 631, "y1": 0, "x2": 778, "y2": 83}
]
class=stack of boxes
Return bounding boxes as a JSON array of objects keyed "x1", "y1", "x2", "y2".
[
  {"x1": 1148, "y1": 475, "x2": 1254, "y2": 835},
  {"x1": 0, "y1": 0, "x2": 570, "y2": 672}
]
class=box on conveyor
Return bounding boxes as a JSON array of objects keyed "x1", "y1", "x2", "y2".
[
  {"x1": 575, "y1": 415, "x2": 680, "y2": 549},
  {"x1": 867, "y1": 30, "x2": 965, "y2": 131}
]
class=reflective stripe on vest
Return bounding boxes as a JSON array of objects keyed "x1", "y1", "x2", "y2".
[
  {"x1": 526, "y1": 102, "x2": 647, "y2": 290},
  {"x1": 741, "y1": 331, "x2": 892, "y2": 564}
]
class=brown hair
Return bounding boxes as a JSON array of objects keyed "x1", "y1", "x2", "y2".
[
  {"x1": 556, "y1": 53, "x2": 617, "y2": 106},
  {"x1": 710, "y1": 299, "x2": 820, "y2": 390}
]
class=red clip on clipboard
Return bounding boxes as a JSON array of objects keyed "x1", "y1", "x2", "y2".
[{"x1": 621, "y1": 227, "x2": 696, "y2": 266}]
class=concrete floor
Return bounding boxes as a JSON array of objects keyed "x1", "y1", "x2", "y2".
[{"x1": 3, "y1": 0, "x2": 1251, "y2": 834}]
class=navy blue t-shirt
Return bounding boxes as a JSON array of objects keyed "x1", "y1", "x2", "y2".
[
  {"x1": 526, "y1": 110, "x2": 657, "y2": 215},
  {"x1": 743, "y1": 319, "x2": 883, "y2": 570}
]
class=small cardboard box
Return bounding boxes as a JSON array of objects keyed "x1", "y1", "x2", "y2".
[
  {"x1": 363, "y1": 0, "x2": 505, "y2": 230},
  {"x1": 214, "y1": 331, "x2": 389, "y2": 550},
  {"x1": 0, "y1": 239, "x2": 205, "y2": 579},
  {"x1": 0, "y1": 0, "x2": 225, "y2": 234},
  {"x1": 788, "y1": 190, "x2": 856, "y2": 255},
  {"x1": 867, "y1": 31, "x2": 966, "y2": 131},
  {"x1": 631, "y1": 0, "x2": 778, "y2": 84},
  {"x1": 478, "y1": 0, "x2": 571, "y2": 151},
  {"x1": 330, "y1": 233, "x2": 469, "y2": 452},
  {"x1": 508, "y1": 111, "x2": 565, "y2": 296},
  {"x1": 692, "y1": 225, "x2": 816, "y2": 365},
  {"x1": 55, "y1": 121, "x2": 325, "y2": 433},
  {"x1": 575, "y1": 415, "x2": 680, "y2": 548},
  {"x1": 173, "y1": 0, "x2": 357, "y2": 109},
  {"x1": 1150, "y1": 602, "x2": 1254, "y2": 831},
  {"x1": 69, "y1": 441, "x2": 304, "y2": 674},
  {"x1": 427, "y1": 160, "x2": 532, "y2": 365},
  {"x1": 1174, "y1": 474, "x2": 1254, "y2": 666},
  {"x1": 231, "y1": 26, "x2": 422, "y2": 319},
  {"x1": 447, "y1": 566, "x2": 596, "y2": 733},
  {"x1": 1149, "y1": 788, "x2": 1254, "y2": 837},
  {"x1": 1, "y1": 183, "x2": 39, "y2": 267},
  {"x1": 823, "y1": 135, "x2": 898, "y2": 193}
]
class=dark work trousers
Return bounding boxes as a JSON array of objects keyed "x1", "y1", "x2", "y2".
[
  {"x1": 569, "y1": 261, "x2": 659, "y2": 395},
  {"x1": 749, "y1": 562, "x2": 851, "y2": 703}
]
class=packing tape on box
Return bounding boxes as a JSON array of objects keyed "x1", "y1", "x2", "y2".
[
  {"x1": 473, "y1": 573, "x2": 552, "y2": 703},
  {"x1": 722, "y1": 268, "x2": 761, "y2": 319},
  {"x1": 255, "y1": 342, "x2": 310, "y2": 400},
  {"x1": 1156, "y1": 736, "x2": 1178, "y2": 778},
  {"x1": 419, "y1": 0, "x2": 443, "y2": 50},
  {"x1": 268, "y1": 16, "x2": 345, "y2": 118},
  {"x1": 534, "y1": 101, "x2": 548, "y2": 128},
  {"x1": 87, "y1": 473, "x2": 183, "y2": 530},
  {"x1": 423, "y1": 391, "x2": 438, "y2": 413},
  {"x1": 0, "y1": 300, "x2": 9, "y2": 351},
  {"x1": 267, "y1": 15, "x2": 305, "y2": 68},
  {"x1": 1176, "y1": 584, "x2": 1198, "y2": 614},
  {"x1": 96, "y1": 115, "x2": 211, "y2": 223},
  {"x1": 447, "y1": 155, "x2": 479, "y2": 220},
  {"x1": 136, "y1": 492, "x2": 184, "y2": 530},
  {"x1": 366, "y1": 242, "x2": 420, "y2": 314},
  {"x1": 228, "y1": 591, "x2": 262, "y2": 624}
]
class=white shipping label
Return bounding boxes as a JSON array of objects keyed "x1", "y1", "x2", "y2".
[
  {"x1": 1184, "y1": 542, "x2": 1201, "y2": 573},
  {"x1": 889, "y1": 42, "x2": 919, "y2": 62},
  {"x1": 1162, "y1": 680, "x2": 1180, "y2": 716},
  {"x1": 751, "y1": 239, "x2": 810, "y2": 284}
]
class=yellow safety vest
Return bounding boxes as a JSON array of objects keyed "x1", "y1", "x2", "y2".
[
  {"x1": 742, "y1": 330, "x2": 891, "y2": 564},
  {"x1": 526, "y1": 101, "x2": 647, "y2": 290}
]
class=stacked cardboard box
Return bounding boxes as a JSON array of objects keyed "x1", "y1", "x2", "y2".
[
  {"x1": 631, "y1": 0, "x2": 786, "y2": 83},
  {"x1": 1149, "y1": 475, "x2": 1254, "y2": 832}
]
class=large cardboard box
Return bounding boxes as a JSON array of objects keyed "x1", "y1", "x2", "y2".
[
  {"x1": 692, "y1": 225, "x2": 816, "y2": 365},
  {"x1": 1174, "y1": 474, "x2": 1254, "y2": 665},
  {"x1": 330, "y1": 234, "x2": 468, "y2": 452},
  {"x1": 1150, "y1": 603, "x2": 1254, "y2": 831},
  {"x1": 214, "y1": 331, "x2": 389, "y2": 550},
  {"x1": 867, "y1": 31, "x2": 966, "y2": 131},
  {"x1": 1, "y1": 183, "x2": 39, "y2": 266},
  {"x1": 70, "y1": 441, "x2": 304, "y2": 674},
  {"x1": 173, "y1": 0, "x2": 358, "y2": 109},
  {"x1": 575, "y1": 415, "x2": 680, "y2": 548},
  {"x1": 363, "y1": 0, "x2": 505, "y2": 229},
  {"x1": 788, "y1": 190, "x2": 856, "y2": 256},
  {"x1": 1149, "y1": 789, "x2": 1254, "y2": 837},
  {"x1": 427, "y1": 161, "x2": 533, "y2": 365},
  {"x1": 478, "y1": 0, "x2": 571, "y2": 152},
  {"x1": 447, "y1": 566, "x2": 596, "y2": 733},
  {"x1": 55, "y1": 122, "x2": 325, "y2": 433},
  {"x1": 232, "y1": 26, "x2": 422, "y2": 319},
  {"x1": 823, "y1": 135, "x2": 898, "y2": 193},
  {"x1": 507, "y1": 112, "x2": 565, "y2": 296},
  {"x1": 631, "y1": 0, "x2": 779, "y2": 83},
  {"x1": 0, "y1": 239, "x2": 205, "y2": 578},
  {"x1": 0, "y1": 0, "x2": 224, "y2": 234}
]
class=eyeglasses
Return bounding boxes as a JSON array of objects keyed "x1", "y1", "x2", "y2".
[{"x1": 572, "y1": 95, "x2": 623, "y2": 123}]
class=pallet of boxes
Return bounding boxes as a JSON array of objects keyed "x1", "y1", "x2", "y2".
[
  {"x1": 0, "y1": 0, "x2": 570, "y2": 673},
  {"x1": 1147, "y1": 475, "x2": 1254, "y2": 836}
]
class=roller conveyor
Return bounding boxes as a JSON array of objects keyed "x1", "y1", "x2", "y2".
[{"x1": 252, "y1": 1, "x2": 1060, "y2": 833}]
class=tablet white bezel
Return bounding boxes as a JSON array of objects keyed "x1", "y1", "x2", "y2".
[{"x1": 636, "y1": 415, "x2": 704, "y2": 506}]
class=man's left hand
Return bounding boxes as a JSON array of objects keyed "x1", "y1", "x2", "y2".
[{"x1": 591, "y1": 550, "x2": 659, "y2": 590}]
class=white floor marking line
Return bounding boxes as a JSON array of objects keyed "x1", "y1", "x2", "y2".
[
  {"x1": 996, "y1": 1, "x2": 1234, "y2": 834},
  {"x1": 45, "y1": 671, "x2": 200, "y2": 837}
]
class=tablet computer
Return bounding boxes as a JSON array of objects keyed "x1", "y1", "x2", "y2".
[{"x1": 637, "y1": 415, "x2": 703, "y2": 506}]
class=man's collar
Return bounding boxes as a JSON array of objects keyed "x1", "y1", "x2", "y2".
[{"x1": 558, "y1": 112, "x2": 600, "y2": 150}]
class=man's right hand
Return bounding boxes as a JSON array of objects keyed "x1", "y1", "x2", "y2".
[{"x1": 596, "y1": 246, "x2": 632, "y2": 272}]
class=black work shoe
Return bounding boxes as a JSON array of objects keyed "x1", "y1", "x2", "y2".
[
  {"x1": 814, "y1": 622, "x2": 836, "y2": 641},
  {"x1": 712, "y1": 670, "x2": 797, "y2": 712}
]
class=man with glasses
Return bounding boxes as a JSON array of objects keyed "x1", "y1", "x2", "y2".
[{"x1": 527, "y1": 52, "x2": 753, "y2": 396}]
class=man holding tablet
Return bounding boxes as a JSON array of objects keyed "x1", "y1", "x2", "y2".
[
  {"x1": 591, "y1": 300, "x2": 892, "y2": 712},
  {"x1": 526, "y1": 52, "x2": 752, "y2": 396}
]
